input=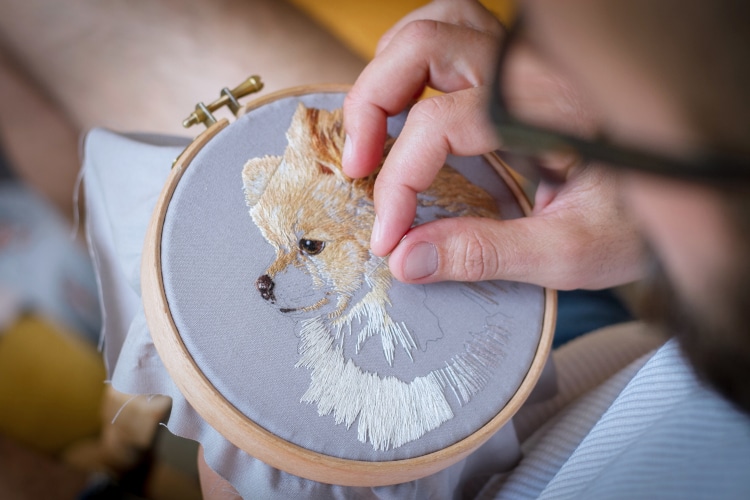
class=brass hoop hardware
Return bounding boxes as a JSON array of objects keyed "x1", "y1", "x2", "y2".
[{"x1": 182, "y1": 75, "x2": 264, "y2": 129}]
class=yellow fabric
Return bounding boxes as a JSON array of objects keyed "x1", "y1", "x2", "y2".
[
  {"x1": 288, "y1": 0, "x2": 515, "y2": 61},
  {"x1": 0, "y1": 315, "x2": 105, "y2": 454}
]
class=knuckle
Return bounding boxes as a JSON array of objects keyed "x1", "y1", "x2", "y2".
[
  {"x1": 452, "y1": 227, "x2": 499, "y2": 281},
  {"x1": 411, "y1": 95, "x2": 457, "y2": 125},
  {"x1": 410, "y1": 96, "x2": 440, "y2": 123},
  {"x1": 399, "y1": 19, "x2": 441, "y2": 46}
]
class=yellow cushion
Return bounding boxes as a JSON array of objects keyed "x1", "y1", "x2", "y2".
[
  {"x1": 0, "y1": 315, "x2": 105, "y2": 454},
  {"x1": 288, "y1": 0, "x2": 515, "y2": 61}
]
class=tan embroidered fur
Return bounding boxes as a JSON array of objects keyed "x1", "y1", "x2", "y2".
[{"x1": 243, "y1": 103, "x2": 502, "y2": 450}]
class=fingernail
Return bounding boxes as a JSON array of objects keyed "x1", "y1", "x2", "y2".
[
  {"x1": 403, "y1": 242, "x2": 438, "y2": 280},
  {"x1": 342, "y1": 134, "x2": 353, "y2": 167}
]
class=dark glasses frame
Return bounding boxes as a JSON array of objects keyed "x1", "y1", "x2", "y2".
[{"x1": 488, "y1": 14, "x2": 750, "y2": 184}]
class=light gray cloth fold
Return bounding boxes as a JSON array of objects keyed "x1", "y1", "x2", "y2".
[{"x1": 480, "y1": 338, "x2": 750, "y2": 499}]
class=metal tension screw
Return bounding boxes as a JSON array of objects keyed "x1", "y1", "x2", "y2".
[{"x1": 182, "y1": 75, "x2": 264, "y2": 129}]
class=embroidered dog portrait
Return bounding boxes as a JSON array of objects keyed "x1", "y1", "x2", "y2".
[{"x1": 242, "y1": 103, "x2": 505, "y2": 451}]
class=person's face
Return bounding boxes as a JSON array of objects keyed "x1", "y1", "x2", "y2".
[
  {"x1": 515, "y1": 0, "x2": 750, "y2": 414},
  {"x1": 522, "y1": 0, "x2": 738, "y2": 322}
]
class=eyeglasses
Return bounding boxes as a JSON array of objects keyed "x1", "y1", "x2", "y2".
[{"x1": 488, "y1": 14, "x2": 750, "y2": 184}]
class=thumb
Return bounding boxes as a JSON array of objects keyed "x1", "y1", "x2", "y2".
[
  {"x1": 388, "y1": 216, "x2": 547, "y2": 286},
  {"x1": 387, "y1": 214, "x2": 633, "y2": 290}
]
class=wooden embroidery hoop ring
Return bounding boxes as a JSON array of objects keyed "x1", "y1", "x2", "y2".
[{"x1": 141, "y1": 84, "x2": 556, "y2": 487}]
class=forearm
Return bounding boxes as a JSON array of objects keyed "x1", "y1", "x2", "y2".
[
  {"x1": 0, "y1": 49, "x2": 79, "y2": 219},
  {"x1": 0, "y1": 0, "x2": 365, "y2": 134}
]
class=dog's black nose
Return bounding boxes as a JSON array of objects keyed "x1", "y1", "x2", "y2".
[{"x1": 255, "y1": 274, "x2": 276, "y2": 302}]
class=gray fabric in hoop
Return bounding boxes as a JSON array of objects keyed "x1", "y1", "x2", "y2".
[{"x1": 159, "y1": 92, "x2": 545, "y2": 462}]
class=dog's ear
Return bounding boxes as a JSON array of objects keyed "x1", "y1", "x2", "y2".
[
  {"x1": 287, "y1": 103, "x2": 349, "y2": 181},
  {"x1": 242, "y1": 155, "x2": 281, "y2": 207}
]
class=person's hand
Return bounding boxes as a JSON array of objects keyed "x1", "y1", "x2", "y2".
[
  {"x1": 343, "y1": 0, "x2": 503, "y2": 252},
  {"x1": 343, "y1": 0, "x2": 644, "y2": 290}
]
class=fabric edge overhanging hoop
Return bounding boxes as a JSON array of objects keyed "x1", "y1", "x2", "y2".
[{"x1": 140, "y1": 84, "x2": 557, "y2": 487}]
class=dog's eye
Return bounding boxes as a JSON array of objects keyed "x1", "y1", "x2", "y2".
[{"x1": 299, "y1": 239, "x2": 325, "y2": 255}]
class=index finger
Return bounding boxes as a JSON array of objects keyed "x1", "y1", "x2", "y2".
[
  {"x1": 370, "y1": 86, "x2": 501, "y2": 256},
  {"x1": 343, "y1": 20, "x2": 500, "y2": 179}
]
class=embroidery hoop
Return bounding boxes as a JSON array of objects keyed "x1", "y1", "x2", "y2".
[{"x1": 141, "y1": 83, "x2": 556, "y2": 486}]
